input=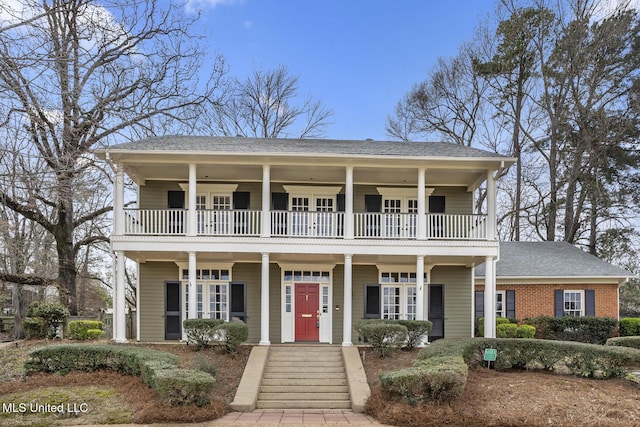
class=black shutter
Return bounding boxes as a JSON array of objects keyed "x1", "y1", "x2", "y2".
[
  {"x1": 364, "y1": 195, "x2": 382, "y2": 212},
  {"x1": 271, "y1": 192, "x2": 288, "y2": 210},
  {"x1": 230, "y1": 282, "x2": 247, "y2": 322},
  {"x1": 585, "y1": 289, "x2": 596, "y2": 316},
  {"x1": 364, "y1": 195, "x2": 382, "y2": 237},
  {"x1": 233, "y1": 192, "x2": 250, "y2": 234},
  {"x1": 336, "y1": 194, "x2": 345, "y2": 237},
  {"x1": 506, "y1": 290, "x2": 516, "y2": 319},
  {"x1": 364, "y1": 284, "x2": 381, "y2": 319},
  {"x1": 233, "y1": 191, "x2": 250, "y2": 209},
  {"x1": 474, "y1": 290, "x2": 484, "y2": 319},
  {"x1": 167, "y1": 191, "x2": 185, "y2": 234},
  {"x1": 167, "y1": 190, "x2": 185, "y2": 208},
  {"x1": 554, "y1": 289, "x2": 564, "y2": 317},
  {"x1": 428, "y1": 195, "x2": 445, "y2": 213}
]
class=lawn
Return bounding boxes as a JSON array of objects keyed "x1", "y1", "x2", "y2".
[{"x1": 2, "y1": 340, "x2": 640, "y2": 426}]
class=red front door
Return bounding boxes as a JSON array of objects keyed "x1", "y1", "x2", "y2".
[{"x1": 295, "y1": 283, "x2": 319, "y2": 341}]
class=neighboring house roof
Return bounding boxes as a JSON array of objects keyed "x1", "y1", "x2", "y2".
[
  {"x1": 475, "y1": 241, "x2": 632, "y2": 281},
  {"x1": 100, "y1": 135, "x2": 513, "y2": 160}
]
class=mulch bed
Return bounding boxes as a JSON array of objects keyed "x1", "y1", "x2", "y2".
[{"x1": 360, "y1": 346, "x2": 640, "y2": 427}]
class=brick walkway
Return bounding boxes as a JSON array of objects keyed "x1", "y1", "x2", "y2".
[{"x1": 211, "y1": 410, "x2": 383, "y2": 425}]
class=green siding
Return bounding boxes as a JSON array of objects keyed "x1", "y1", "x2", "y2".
[
  {"x1": 269, "y1": 263, "x2": 281, "y2": 343},
  {"x1": 431, "y1": 187, "x2": 472, "y2": 215},
  {"x1": 431, "y1": 266, "x2": 473, "y2": 338},
  {"x1": 350, "y1": 264, "x2": 379, "y2": 344},
  {"x1": 332, "y1": 265, "x2": 344, "y2": 344},
  {"x1": 139, "y1": 261, "x2": 177, "y2": 342},
  {"x1": 139, "y1": 181, "x2": 183, "y2": 210},
  {"x1": 231, "y1": 263, "x2": 261, "y2": 343}
]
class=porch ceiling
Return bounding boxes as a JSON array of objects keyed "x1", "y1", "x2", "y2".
[
  {"x1": 124, "y1": 250, "x2": 485, "y2": 268},
  {"x1": 123, "y1": 161, "x2": 489, "y2": 189}
]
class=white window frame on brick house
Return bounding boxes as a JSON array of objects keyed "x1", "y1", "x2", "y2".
[{"x1": 563, "y1": 290, "x2": 584, "y2": 317}]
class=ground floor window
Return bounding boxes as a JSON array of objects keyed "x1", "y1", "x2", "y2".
[
  {"x1": 375, "y1": 271, "x2": 424, "y2": 320},
  {"x1": 563, "y1": 290, "x2": 584, "y2": 317},
  {"x1": 496, "y1": 291, "x2": 505, "y2": 318},
  {"x1": 181, "y1": 267, "x2": 231, "y2": 321}
]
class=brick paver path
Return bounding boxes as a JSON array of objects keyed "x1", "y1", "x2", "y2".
[{"x1": 212, "y1": 409, "x2": 383, "y2": 425}]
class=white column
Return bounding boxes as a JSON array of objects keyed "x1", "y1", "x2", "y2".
[
  {"x1": 483, "y1": 257, "x2": 496, "y2": 338},
  {"x1": 345, "y1": 167, "x2": 354, "y2": 239},
  {"x1": 187, "y1": 164, "x2": 197, "y2": 236},
  {"x1": 114, "y1": 251, "x2": 127, "y2": 343},
  {"x1": 417, "y1": 168, "x2": 426, "y2": 240},
  {"x1": 188, "y1": 252, "x2": 197, "y2": 319},
  {"x1": 416, "y1": 256, "x2": 425, "y2": 320},
  {"x1": 261, "y1": 165, "x2": 271, "y2": 237},
  {"x1": 260, "y1": 252, "x2": 270, "y2": 345},
  {"x1": 343, "y1": 254, "x2": 353, "y2": 346},
  {"x1": 114, "y1": 166, "x2": 124, "y2": 235},
  {"x1": 486, "y1": 170, "x2": 496, "y2": 240},
  {"x1": 136, "y1": 262, "x2": 140, "y2": 341}
]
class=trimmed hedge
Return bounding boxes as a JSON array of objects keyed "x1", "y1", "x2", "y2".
[
  {"x1": 68, "y1": 320, "x2": 105, "y2": 340},
  {"x1": 184, "y1": 318, "x2": 225, "y2": 349},
  {"x1": 606, "y1": 336, "x2": 640, "y2": 350},
  {"x1": 359, "y1": 322, "x2": 408, "y2": 358},
  {"x1": 522, "y1": 316, "x2": 617, "y2": 344},
  {"x1": 380, "y1": 355, "x2": 468, "y2": 405},
  {"x1": 357, "y1": 319, "x2": 432, "y2": 353},
  {"x1": 619, "y1": 318, "x2": 640, "y2": 337},
  {"x1": 379, "y1": 338, "x2": 640, "y2": 404},
  {"x1": 24, "y1": 344, "x2": 214, "y2": 406},
  {"x1": 212, "y1": 322, "x2": 249, "y2": 353},
  {"x1": 476, "y1": 317, "x2": 513, "y2": 337}
]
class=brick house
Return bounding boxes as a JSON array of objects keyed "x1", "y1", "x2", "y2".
[
  {"x1": 474, "y1": 241, "x2": 630, "y2": 323},
  {"x1": 96, "y1": 136, "x2": 517, "y2": 344}
]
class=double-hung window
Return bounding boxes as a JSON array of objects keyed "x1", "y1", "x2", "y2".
[{"x1": 563, "y1": 290, "x2": 583, "y2": 317}]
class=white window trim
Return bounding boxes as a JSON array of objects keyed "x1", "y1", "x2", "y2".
[
  {"x1": 379, "y1": 270, "x2": 419, "y2": 320},
  {"x1": 496, "y1": 290, "x2": 506, "y2": 318},
  {"x1": 563, "y1": 290, "x2": 585, "y2": 317}
]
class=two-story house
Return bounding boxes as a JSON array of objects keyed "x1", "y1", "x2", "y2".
[{"x1": 96, "y1": 136, "x2": 515, "y2": 345}]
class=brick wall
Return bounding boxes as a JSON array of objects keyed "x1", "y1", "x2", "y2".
[{"x1": 475, "y1": 283, "x2": 619, "y2": 319}]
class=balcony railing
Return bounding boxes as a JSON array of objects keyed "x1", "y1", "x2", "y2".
[{"x1": 123, "y1": 209, "x2": 487, "y2": 240}]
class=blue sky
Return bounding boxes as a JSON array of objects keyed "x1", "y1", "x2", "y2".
[{"x1": 191, "y1": 0, "x2": 495, "y2": 140}]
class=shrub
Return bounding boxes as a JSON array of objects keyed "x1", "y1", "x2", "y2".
[
  {"x1": 23, "y1": 317, "x2": 47, "y2": 339},
  {"x1": 476, "y1": 317, "x2": 513, "y2": 337},
  {"x1": 606, "y1": 336, "x2": 640, "y2": 350},
  {"x1": 523, "y1": 316, "x2": 617, "y2": 344},
  {"x1": 153, "y1": 368, "x2": 215, "y2": 406},
  {"x1": 380, "y1": 355, "x2": 468, "y2": 404},
  {"x1": 516, "y1": 324, "x2": 536, "y2": 339},
  {"x1": 85, "y1": 329, "x2": 105, "y2": 340},
  {"x1": 190, "y1": 354, "x2": 218, "y2": 376},
  {"x1": 68, "y1": 320, "x2": 105, "y2": 340},
  {"x1": 463, "y1": 338, "x2": 640, "y2": 378},
  {"x1": 496, "y1": 323, "x2": 518, "y2": 338},
  {"x1": 212, "y1": 322, "x2": 249, "y2": 353},
  {"x1": 395, "y1": 320, "x2": 432, "y2": 350},
  {"x1": 25, "y1": 301, "x2": 69, "y2": 339},
  {"x1": 24, "y1": 344, "x2": 213, "y2": 406},
  {"x1": 619, "y1": 318, "x2": 640, "y2": 337},
  {"x1": 359, "y1": 322, "x2": 408, "y2": 358},
  {"x1": 183, "y1": 318, "x2": 224, "y2": 349}
]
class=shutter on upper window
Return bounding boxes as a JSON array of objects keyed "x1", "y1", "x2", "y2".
[{"x1": 233, "y1": 192, "x2": 250, "y2": 209}]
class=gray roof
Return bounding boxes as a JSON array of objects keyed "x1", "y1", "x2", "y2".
[
  {"x1": 102, "y1": 135, "x2": 512, "y2": 160},
  {"x1": 476, "y1": 242, "x2": 632, "y2": 278}
]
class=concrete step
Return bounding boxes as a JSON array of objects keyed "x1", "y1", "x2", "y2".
[
  {"x1": 262, "y1": 378, "x2": 348, "y2": 387},
  {"x1": 256, "y1": 400, "x2": 352, "y2": 410},
  {"x1": 265, "y1": 366, "x2": 345, "y2": 374},
  {"x1": 268, "y1": 352, "x2": 343, "y2": 359},
  {"x1": 259, "y1": 392, "x2": 350, "y2": 401},
  {"x1": 263, "y1": 371, "x2": 347, "y2": 380},
  {"x1": 266, "y1": 360, "x2": 343, "y2": 368},
  {"x1": 261, "y1": 385, "x2": 349, "y2": 393}
]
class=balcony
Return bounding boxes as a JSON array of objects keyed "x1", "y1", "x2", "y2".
[{"x1": 123, "y1": 209, "x2": 488, "y2": 240}]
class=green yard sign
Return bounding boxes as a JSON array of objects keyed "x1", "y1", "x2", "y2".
[{"x1": 484, "y1": 348, "x2": 497, "y2": 362}]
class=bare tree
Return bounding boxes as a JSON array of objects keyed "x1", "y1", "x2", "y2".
[
  {"x1": 0, "y1": 0, "x2": 226, "y2": 314},
  {"x1": 209, "y1": 65, "x2": 332, "y2": 138}
]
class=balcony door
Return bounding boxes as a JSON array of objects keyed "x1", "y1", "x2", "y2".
[
  {"x1": 289, "y1": 194, "x2": 336, "y2": 237},
  {"x1": 382, "y1": 196, "x2": 418, "y2": 238}
]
